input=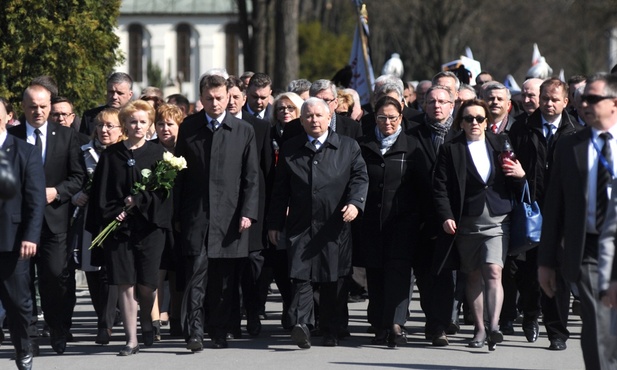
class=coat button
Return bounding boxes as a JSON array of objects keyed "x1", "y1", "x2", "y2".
[
  {"x1": 313, "y1": 160, "x2": 318, "y2": 165},
  {"x1": 379, "y1": 183, "x2": 384, "y2": 188},
  {"x1": 484, "y1": 185, "x2": 488, "y2": 189},
  {"x1": 377, "y1": 203, "x2": 381, "y2": 208},
  {"x1": 380, "y1": 163, "x2": 385, "y2": 167}
]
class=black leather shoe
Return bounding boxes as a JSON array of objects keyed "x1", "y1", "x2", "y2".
[
  {"x1": 445, "y1": 321, "x2": 460, "y2": 335},
  {"x1": 186, "y1": 335, "x2": 203, "y2": 352},
  {"x1": 247, "y1": 315, "x2": 262, "y2": 337},
  {"x1": 118, "y1": 344, "x2": 139, "y2": 356},
  {"x1": 523, "y1": 320, "x2": 539, "y2": 343},
  {"x1": 212, "y1": 337, "x2": 228, "y2": 349},
  {"x1": 322, "y1": 335, "x2": 338, "y2": 347},
  {"x1": 487, "y1": 330, "x2": 503, "y2": 351},
  {"x1": 95, "y1": 328, "x2": 111, "y2": 345},
  {"x1": 15, "y1": 348, "x2": 33, "y2": 370},
  {"x1": 291, "y1": 324, "x2": 311, "y2": 349},
  {"x1": 50, "y1": 332, "x2": 67, "y2": 354},
  {"x1": 499, "y1": 321, "x2": 514, "y2": 335},
  {"x1": 431, "y1": 331, "x2": 448, "y2": 347},
  {"x1": 142, "y1": 331, "x2": 154, "y2": 347},
  {"x1": 549, "y1": 338, "x2": 567, "y2": 350}
]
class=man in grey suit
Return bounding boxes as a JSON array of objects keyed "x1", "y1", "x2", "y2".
[{"x1": 539, "y1": 72, "x2": 617, "y2": 369}]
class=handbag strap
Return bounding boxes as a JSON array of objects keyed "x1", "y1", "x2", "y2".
[{"x1": 520, "y1": 180, "x2": 532, "y2": 204}]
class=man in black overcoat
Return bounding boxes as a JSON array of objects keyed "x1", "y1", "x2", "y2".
[
  {"x1": 268, "y1": 97, "x2": 368, "y2": 348},
  {"x1": 175, "y1": 74, "x2": 260, "y2": 350}
]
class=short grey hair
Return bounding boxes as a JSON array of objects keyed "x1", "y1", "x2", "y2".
[
  {"x1": 107, "y1": 72, "x2": 133, "y2": 89},
  {"x1": 482, "y1": 81, "x2": 511, "y2": 100},
  {"x1": 301, "y1": 97, "x2": 331, "y2": 116},
  {"x1": 425, "y1": 85, "x2": 455, "y2": 103},
  {"x1": 287, "y1": 79, "x2": 312, "y2": 95},
  {"x1": 309, "y1": 79, "x2": 337, "y2": 98},
  {"x1": 375, "y1": 82, "x2": 404, "y2": 102},
  {"x1": 432, "y1": 71, "x2": 460, "y2": 91},
  {"x1": 458, "y1": 84, "x2": 476, "y2": 98}
]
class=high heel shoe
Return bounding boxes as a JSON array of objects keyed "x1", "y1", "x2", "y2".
[
  {"x1": 119, "y1": 344, "x2": 140, "y2": 356},
  {"x1": 468, "y1": 336, "x2": 486, "y2": 348},
  {"x1": 487, "y1": 330, "x2": 503, "y2": 351}
]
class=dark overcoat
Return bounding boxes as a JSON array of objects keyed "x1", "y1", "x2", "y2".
[
  {"x1": 174, "y1": 112, "x2": 260, "y2": 258},
  {"x1": 356, "y1": 129, "x2": 429, "y2": 268},
  {"x1": 267, "y1": 130, "x2": 368, "y2": 282}
]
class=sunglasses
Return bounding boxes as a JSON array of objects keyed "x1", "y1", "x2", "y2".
[
  {"x1": 462, "y1": 115, "x2": 487, "y2": 124},
  {"x1": 581, "y1": 94, "x2": 616, "y2": 105}
]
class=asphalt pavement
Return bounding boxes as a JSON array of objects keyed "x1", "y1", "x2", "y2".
[{"x1": 0, "y1": 284, "x2": 585, "y2": 370}]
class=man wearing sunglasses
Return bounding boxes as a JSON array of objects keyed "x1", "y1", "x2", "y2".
[
  {"x1": 507, "y1": 78, "x2": 582, "y2": 350},
  {"x1": 540, "y1": 73, "x2": 617, "y2": 369}
]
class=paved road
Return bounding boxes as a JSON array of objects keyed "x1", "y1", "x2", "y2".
[{"x1": 0, "y1": 286, "x2": 584, "y2": 370}]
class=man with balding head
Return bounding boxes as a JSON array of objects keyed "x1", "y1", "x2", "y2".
[{"x1": 9, "y1": 84, "x2": 84, "y2": 355}]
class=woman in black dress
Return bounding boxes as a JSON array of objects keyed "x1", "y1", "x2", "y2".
[
  {"x1": 356, "y1": 96, "x2": 428, "y2": 347},
  {"x1": 87, "y1": 100, "x2": 172, "y2": 355}
]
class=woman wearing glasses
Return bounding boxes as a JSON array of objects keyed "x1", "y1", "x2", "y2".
[
  {"x1": 72, "y1": 108, "x2": 125, "y2": 345},
  {"x1": 433, "y1": 99, "x2": 525, "y2": 351},
  {"x1": 356, "y1": 96, "x2": 429, "y2": 347},
  {"x1": 86, "y1": 100, "x2": 172, "y2": 356},
  {"x1": 271, "y1": 92, "x2": 305, "y2": 150}
]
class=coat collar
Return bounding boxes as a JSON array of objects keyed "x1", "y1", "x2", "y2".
[{"x1": 359, "y1": 127, "x2": 408, "y2": 157}]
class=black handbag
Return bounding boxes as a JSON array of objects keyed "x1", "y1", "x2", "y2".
[{"x1": 509, "y1": 181, "x2": 542, "y2": 256}]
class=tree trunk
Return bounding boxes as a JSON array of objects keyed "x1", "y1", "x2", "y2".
[{"x1": 274, "y1": 0, "x2": 300, "y2": 90}]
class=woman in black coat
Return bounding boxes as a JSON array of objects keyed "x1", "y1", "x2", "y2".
[
  {"x1": 356, "y1": 96, "x2": 428, "y2": 347},
  {"x1": 433, "y1": 99, "x2": 525, "y2": 351},
  {"x1": 87, "y1": 100, "x2": 172, "y2": 356}
]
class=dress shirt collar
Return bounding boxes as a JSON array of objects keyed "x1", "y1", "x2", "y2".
[{"x1": 308, "y1": 131, "x2": 329, "y2": 149}]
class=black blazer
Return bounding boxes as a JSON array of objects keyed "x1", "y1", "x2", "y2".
[
  {"x1": 0, "y1": 135, "x2": 46, "y2": 252},
  {"x1": 281, "y1": 114, "x2": 363, "y2": 144},
  {"x1": 432, "y1": 132, "x2": 523, "y2": 273},
  {"x1": 79, "y1": 105, "x2": 107, "y2": 136},
  {"x1": 9, "y1": 122, "x2": 85, "y2": 234}
]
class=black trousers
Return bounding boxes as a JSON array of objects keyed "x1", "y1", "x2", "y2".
[
  {"x1": 85, "y1": 269, "x2": 118, "y2": 330},
  {"x1": 366, "y1": 259, "x2": 411, "y2": 331},
  {"x1": 413, "y1": 236, "x2": 455, "y2": 336},
  {"x1": 290, "y1": 277, "x2": 346, "y2": 337},
  {"x1": 32, "y1": 223, "x2": 73, "y2": 335},
  {"x1": 262, "y1": 248, "x2": 293, "y2": 327},
  {"x1": 241, "y1": 251, "x2": 264, "y2": 323},
  {"x1": 182, "y1": 248, "x2": 209, "y2": 341},
  {"x1": 501, "y1": 248, "x2": 542, "y2": 324},
  {"x1": 0, "y1": 253, "x2": 33, "y2": 353}
]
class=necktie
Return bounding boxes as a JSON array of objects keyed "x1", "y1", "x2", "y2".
[
  {"x1": 597, "y1": 132, "x2": 613, "y2": 230},
  {"x1": 491, "y1": 123, "x2": 498, "y2": 133},
  {"x1": 34, "y1": 128, "x2": 42, "y2": 150},
  {"x1": 544, "y1": 123, "x2": 554, "y2": 147},
  {"x1": 311, "y1": 139, "x2": 319, "y2": 150},
  {"x1": 211, "y1": 119, "x2": 219, "y2": 131},
  {"x1": 253, "y1": 111, "x2": 260, "y2": 118}
]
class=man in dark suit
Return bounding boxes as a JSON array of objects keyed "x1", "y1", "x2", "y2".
[
  {"x1": 227, "y1": 75, "x2": 273, "y2": 336},
  {"x1": 268, "y1": 97, "x2": 368, "y2": 348},
  {"x1": 1, "y1": 97, "x2": 46, "y2": 370},
  {"x1": 9, "y1": 84, "x2": 85, "y2": 354},
  {"x1": 80, "y1": 72, "x2": 134, "y2": 136},
  {"x1": 281, "y1": 79, "x2": 362, "y2": 144},
  {"x1": 539, "y1": 72, "x2": 617, "y2": 369},
  {"x1": 175, "y1": 74, "x2": 260, "y2": 350},
  {"x1": 407, "y1": 85, "x2": 460, "y2": 347},
  {"x1": 482, "y1": 82, "x2": 516, "y2": 134},
  {"x1": 243, "y1": 72, "x2": 274, "y2": 122},
  {"x1": 507, "y1": 78, "x2": 582, "y2": 347}
]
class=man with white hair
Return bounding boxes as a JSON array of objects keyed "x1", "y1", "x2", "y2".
[{"x1": 268, "y1": 97, "x2": 368, "y2": 348}]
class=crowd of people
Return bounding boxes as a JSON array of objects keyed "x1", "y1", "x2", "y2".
[{"x1": 1, "y1": 64, "x2": 617, "y2": 370}]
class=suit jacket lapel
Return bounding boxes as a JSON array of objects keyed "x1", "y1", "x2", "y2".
[{"x1": 452, "y1": 136, "x2": 467, "y2": 204}]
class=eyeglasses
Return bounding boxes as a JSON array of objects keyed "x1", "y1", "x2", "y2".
[
  {"x1": 321, "y1": 98, "x2": 336, "y2": 104},
  {"x1": 51, "y1": 112, "x2": 74, "y2": 119},
  {"x1": 462, "y1": 115, "x2": 487, "y2": 124},
  {"x1": 427, "y1": 99, "x2": 453, "y2": 106},
  {"x1": 376, "y1": 114, "x2": 401, "y2": 123},
  {"x1": 581, "y1": 94, "x2": 616, "y2": 105},
  {"x1": 96, "y1": 124, "x2": 121, "y2": 130},
  {"x1": 277, "y1": 105, "x2": 296, "y2": 113}
]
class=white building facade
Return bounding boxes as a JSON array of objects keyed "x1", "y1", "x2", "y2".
[{"x1": 115, "y1": 0, "x2": 245, "y2": 102}]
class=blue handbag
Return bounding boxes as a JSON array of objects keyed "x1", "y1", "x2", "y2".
[{"x1": 509, "y1": 181, "x2": 542, "y2": 256}]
